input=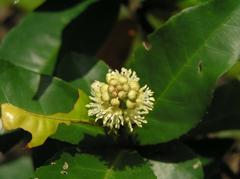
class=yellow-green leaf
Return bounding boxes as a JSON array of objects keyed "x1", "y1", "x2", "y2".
[{"x1": 1, "y1": 90, "x2": 94, "y2": 148}]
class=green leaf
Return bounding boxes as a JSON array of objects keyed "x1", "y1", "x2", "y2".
[
  {"x1": 70, "y1": 60, "x2": 109, "y2": 95},
  {"x1": 0, "y1": 60, "x2": 78, "y2": 114},
  {"x1": 129, "y1": 0, "x2": 240, "y2": 144},
  {"x1": 149, "y1": 159, "x2": 203, "y2": 179},
  {"x1": 141, "y1": 142, "x2": 204, "y2": 179},
  {"x1": 35, "y1": 150, "x2": 156, "y2": 179},
  {"x1": 1, "y1": 90, "x2": 98, "y2": 147},
  {"x1": 0, "y1": 156, "x2": 34, "y2": 179},
  {"x1": 50, "y1": 90, "x2": 90, "y2": 123},
  {"x1": 34, "y1": 142, "x2": 204, "y2": 179},
  {"x1": 0, "y1": 0, "x2": 97, "y2": 75},
  {"x1": 0, "y1": 60, "x2": 103, "y2": 146},
  {"x1": 63, "y1": 56, "x2": 109, "y2": 94},
  {"x1": 52, "y1": 123, "x2": 104, "y2": 145},
  {"x1": 177, "y1": 0, "x2": 208, "y2": 9},
  {"x1": 52, "y1": 54, "x2": 109, "y2": 144},
  {"x1": 55, "y1": 53, "x2": 109, "y2": 95}
]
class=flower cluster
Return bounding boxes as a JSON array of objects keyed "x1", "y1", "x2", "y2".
[{"x1": 86, "y1": 68, "x2": 155, "y2": 133}]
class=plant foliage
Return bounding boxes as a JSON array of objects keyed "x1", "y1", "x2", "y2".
[{"x1": 1, "y1": 0, "x2": 240, "y2": 178}]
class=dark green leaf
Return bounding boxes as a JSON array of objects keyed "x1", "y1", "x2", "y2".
[
  {"x1": 55, "y1": 53, "x2": 109, "y2": 95},
  {"x1": 0, "y1": 60, "x2": 103, "y2": 145},
  {"x1": 0, "y1": 0, "x2": 97, "y2": 75},
  {"x1": 139, "y1": 142, "x2": 204, "y2": 179},
  {"x1": 0, "y1": 60, "x2": 77, "y2": 113},
  {"x1": 35, "y1": 142, "x2": 204, "y2": 179},
  {"x1": 129, "y1": 0, "x2": 240, "y2": 144},
  {"x1": 35, "y1": 150, "x2": 156, "y2": 179},
  {"x1": 52, "y1": 123, "x2": 104, "y2": 145}
]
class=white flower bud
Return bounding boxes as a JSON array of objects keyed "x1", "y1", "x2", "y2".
[
  {"x1": 122, "y1": 84, "x2": 130, "y2": 91},
  {"x1": 129, "y1": 81, "x2": 140, "y2": 90},
  {"x1": 118, "y1": 91, "x2": 126, "y2": 99},
  {"x1": 111, "y1": 98, "x2": 120, "y2": 106},
  {"x1": 128, "y1": 90, "x2": 138, "y2": 100},
  {"x1": 91, "y1": 81, "x2": 101, "y2": 92},
  {"x1": 100, "y1": 84, "x2": 108, "y2": 93},
  {"x1": 109, "y1": 79, "x2": 118, "y2": 86},
  {"x1": 108, "y1": 85, "x2": 115, "y2": 93},
  {"x1": 106, "y1": 73, "x2": 112, "y2": 83},
  {"x1": 118, "y1": 76, "x2": 127, "y2": 84},
  {"x1": 116, "y1": 85, "x2": 123, "y2": 91},
  {"x1": 102, "y1": 92, "x2": 110, "y2": 101},
  {"x1": 111, "y1": 91, "x2": 118, "y2": 97},
  {"x1": 126, "y1": 100, "x2": 135, "y2": 109}
]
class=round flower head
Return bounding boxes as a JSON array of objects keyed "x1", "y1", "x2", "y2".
[{"x1": 86, "y1": 68, "x2": 155, "y2": 133}]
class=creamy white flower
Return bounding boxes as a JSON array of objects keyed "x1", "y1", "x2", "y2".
[{"x1": 86, "y1": 68, "x2": 155, "y2": 132}]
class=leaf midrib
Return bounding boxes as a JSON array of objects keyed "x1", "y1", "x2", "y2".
[{"x1": 2, "y1": 103, "x2": 96, "y2": 126}]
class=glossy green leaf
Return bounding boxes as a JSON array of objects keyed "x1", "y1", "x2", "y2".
[
  {"x1": 0, "y1": 60, "x2": 78, "y2": 114},
  {"x1": 35, "y1": 151, "x2": 156, "y2": 179},
  {"x1": 0, "y1": 0, "x2": 97, "y2": 75},
  {"x1": 141, "y1": 142, "x2": 204, "y2": 179},
  {"x1": 50, "y1": 90, "x2": 90, "y2": 123},
  {"x1": 55, "y1": 53, "x2": 109, "y2": 95},
  {"x1": 0, "y1": 60, "x2": 103, "y2": 146},
  {"x1": 35, "y1": 142, "x2": 204, "y2": 179},
  {"x1": 0, "y1": 156, "x2": 34, "y2": 179},
  {"x1": 51, "y1": 55, "x2": 109, "y2": 144},
  {"x1": 1, "y1": 90, "x2": 97, "y2": 147},
  {"x1": 129, "y1": 0, "x2": 240, "y2": 144},
  {"x1": 52, "y1": 123, "x2": 104, "y2": 145},
  {"x1": 70, "y1": 60, "x2": 109, "y2": 94}
]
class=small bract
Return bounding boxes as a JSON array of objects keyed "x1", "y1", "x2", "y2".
[{"x1": 86, "y1": 68, "x2": 155, "y2": 132}]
